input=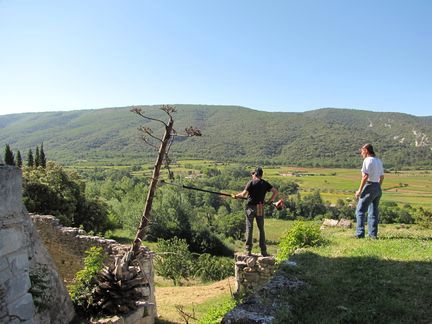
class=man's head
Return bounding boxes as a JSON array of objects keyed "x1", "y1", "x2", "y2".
[
  {"x1": 360, "y1": 143, "x2": 375, "y2": 158},
  {"x1": 251, "y1": 167, "x2": 263, "y2": 178}
]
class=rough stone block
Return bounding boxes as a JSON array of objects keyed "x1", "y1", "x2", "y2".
[
  {"x1": 4, "y1": 272, "x2": 32, "y2": 304},
  {"x1": 338, "y1": 218, "x2": 353, "y2": 228},
  {"x1": 0, "y1": 258, "x2": 8, "y2": 272},
  {"x1": 7, "y1": 251, "x2": 29, "y2": 274},
  {"x1": 257, "y1": 256, "x2": 275, "y2": 265},
  {"x1": 243, "y1": 272, "x2": 259, "y2": 282},
  {"x1": 0, "y1": 228, "x2": 25, "y2": 256},
  {"x1": 0, "y1": 167, "x2": 23, "y2": 216},
  {"x1": 7, "y1": 293, "x2": 35, "y2": 321}
]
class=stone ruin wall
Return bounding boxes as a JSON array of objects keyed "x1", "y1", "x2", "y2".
[
  {"x1": 234, "y1": 253, "x2": 276, "y2": 296},
  {"x1": 0, "y1": 166, "x2": 75, "y2": 323},
  {"x1": 0, "y1": 166, "x2": 156, "y2": 323},
  {"x1": 31, "y1": 214, "x2": 157, "y2": 324}
]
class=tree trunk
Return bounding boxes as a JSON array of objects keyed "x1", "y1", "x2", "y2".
[{"x1": 130, "y1": 118, "x2": 174, "y2": 255}]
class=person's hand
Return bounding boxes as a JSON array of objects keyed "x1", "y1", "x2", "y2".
[
  {"x1": 355, "y1": 190, "x2": 361, "y2": 199},
  {"x1": 231, "y1": 193, "x2": 237, "y2": 199}
]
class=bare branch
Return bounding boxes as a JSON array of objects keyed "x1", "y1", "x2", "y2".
[
  {"x1": 175, "y1": 304, "x2": 197, "y2": 323},
  {"x1": 131, "y1": 106, "x2": 168, "y2": 127},
  {"x1": 141, "y1": 136, "x2": 159, "y2": 150},
  {"x1": 138, "y1": 126, "x2": 153, "y2": 134},
  {"x1": 139, "y1": 127, "x2": 163, "y2": 143},
  {"x1": 184, "y1": 126, "x2": 202, "y2": 137},
  {"x1": 161, "y1": 104, "x2": 177, "y2": 117}
]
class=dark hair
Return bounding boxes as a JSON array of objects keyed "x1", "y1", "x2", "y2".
[
  {"x1": 362, "y1": 143, "x2": 375, "y2": 156},
  {"x1": 252, "y1": 167, "x2": 263, "y2": 177}
]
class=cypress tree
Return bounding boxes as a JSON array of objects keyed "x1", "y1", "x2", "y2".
[
  {"x1": 27, "y1": 149, "x2": 34, "y2": 167},
  {"x1": 40, "y1": 142, "x2": 47, "y2": 168},
  {"x1": 16, "y1": 150, "x2": 23, "y2": 168},
  {"x1": 35, "y1": 146, "x2": 40, "y2": 167},
  {"x1": 4, "y1": 144, "x2": 15, "y2": 166}
]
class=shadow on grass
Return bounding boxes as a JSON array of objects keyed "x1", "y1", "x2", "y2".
[
  {"x1": 275, "y1": 252, "x2": 432, "y2": 323},
  {"x1": 379, "y1": 235, "x2": 432, "y2": 241},
  {"x1": 109, "y1": 235, "x2": 133, "y2": 244}
]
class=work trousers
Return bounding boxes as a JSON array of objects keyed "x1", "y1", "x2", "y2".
[{"x1": 245, "y1": 204, "x2": 267, "y2": 253}]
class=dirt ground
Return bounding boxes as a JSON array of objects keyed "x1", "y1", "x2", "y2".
[{"x1": 155, "y1": 277, "x2": 235, "y2": 323}]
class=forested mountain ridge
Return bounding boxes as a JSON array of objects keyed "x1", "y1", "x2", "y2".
[{"x1": 1, "y1": 105, "x2": 431, "y2": 168}]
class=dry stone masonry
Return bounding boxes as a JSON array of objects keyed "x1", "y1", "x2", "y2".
[
  {"x1": 31, "y1": 215, "x2": 156, "y2": 323},
  {"x1": 1, "y1": 166, "x2": 156, "y2": 323},
  {"x1": 0, "y1": 166, "x2": 75, "y2": 323},
  {"x1": 234, "y1": 253, "x2": 277, "y2": 296},
  {"x1": 225, "y1": 256, "x2": 305, "y2": 323}
]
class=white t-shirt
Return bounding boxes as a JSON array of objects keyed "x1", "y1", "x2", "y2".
[{"x1": 361, "y1": 156, "x2": 384, "y2": 183}]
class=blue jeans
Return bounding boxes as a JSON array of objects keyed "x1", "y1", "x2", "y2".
[
  {"x1": 356, "y1": 182, "x2": 382, "y2": 237},
  {"x1": 245, "y1": 205, "x2": 267, "y2": 253}
]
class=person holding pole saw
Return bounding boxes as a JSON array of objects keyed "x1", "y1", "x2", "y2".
[{"x1": 232, "y1": 167, "x2": 278, "y2": 256}]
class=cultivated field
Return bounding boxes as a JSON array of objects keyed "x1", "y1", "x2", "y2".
[{"x1": 71, "y1": 160, "x2": 432, "y2": 209}]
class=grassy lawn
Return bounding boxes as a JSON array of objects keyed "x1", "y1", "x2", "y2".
[
  {"x1": 111, "y1": 220, "x2": 432, "y2": 323},
  {"x1": 274, "y1": 224, "x2": 432, "y2": 323}
]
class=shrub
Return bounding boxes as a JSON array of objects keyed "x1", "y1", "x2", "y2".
[
  {"x1": 276, "y1": 221, "x2": 323, "y2": 262},
  {"x1": 215, "y1": 211, "x2": 245, "y2": 240},
  {"x1": 154, "y1": 237, "x2": 194, "y2": 286},
  {"x1": 415, "y1": 207, "x2": 432, "y2": 229},
  {"x1": 193, "y1": 254, "x2": 234, "y2": 282},
  {"x1": 198, "y1": 298, "x2": 237, "y2": 324},
  {"x1": 68, "y1": 247, "x2": 105, "y2": 314}
]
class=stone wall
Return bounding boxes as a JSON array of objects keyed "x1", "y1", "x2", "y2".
[
  {"x1": 224, "y1": 259, "x2": 304, "y2": 323},
  {"x1": 31, "y1": 214, "x2": 157, "y2": 323},
  {"x1": 0, "y1": 166, "x2": 75, "y2": 323},
  {"x1": 234, "y1": 253, "x2": 276, "y2": 296},
  {"x1": 31, "y1": 214, "x2": 127, "y2": 284}
]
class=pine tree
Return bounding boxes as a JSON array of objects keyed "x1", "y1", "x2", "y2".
[
  {"x1": 35, "y1": 146, "x2": 40, "y2": 167},
  {"x1": 40, "y1": 142, "x2": 47, "y2": 168},
  {"x1": 27, "y1": 149, "x2": 34, "y2": 167},
  {"x1": 4, "y1": 144, "x2": 15, "y2": 166},
  {"x1": 16, "y1": 150, "x2": 23, "y2": 168}
]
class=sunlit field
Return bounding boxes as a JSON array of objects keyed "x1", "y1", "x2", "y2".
[{"x1": 70, "y1": 160, "x2": 432, "y2": 209}]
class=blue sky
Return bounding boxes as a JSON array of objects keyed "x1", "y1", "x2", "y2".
[{"x1": 0, "y1": 0, "x2": 431, "y2": 116}]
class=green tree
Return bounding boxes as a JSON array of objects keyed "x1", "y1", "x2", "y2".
[
  {"x1": 4, "y1": 144, "x2": 15, "y2": 166},
  {"x1": 40, "y1": 143, "x2": 47, "y2": 168},
  {"x1": 154, "y1": 237, "x2": 193, "y2": 286},
  {"x1": 22, "y1": 161, "x2": 111, "y2": 233},
  {"x1": 27, "y1": 149, "x2": 34, "y2": 167},
  {"x1": 35, "y1": 146, "x2": 40, "y2": 167},
  {"x1": 16, "y1": 150, "x2": 23, "y2": 168},
  {"x1": 299, "y1": 190, "x2": 327, "y2": 219}
]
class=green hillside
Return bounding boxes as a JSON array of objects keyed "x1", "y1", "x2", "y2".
[{"x1": 1, "y1": 105, "x2": 431, "y2": 168}]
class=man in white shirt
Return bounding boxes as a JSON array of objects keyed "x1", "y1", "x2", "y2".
[{"x1": 354, "y1": 143, "x2": 384, "y2": 239}]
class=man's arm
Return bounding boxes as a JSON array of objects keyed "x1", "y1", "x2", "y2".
[
  {"x1": 233, "y1": 189, "x2": 248, "y2": 199},
  {"x1": 379, "y1": 175, "x2": 384, "y2": 185},
  {"x1": 355, "y1": 173, "x2": 368, "y2": 199},
  {"x1": 267, "y1": 187, "x2": 278, "y2": 204}
]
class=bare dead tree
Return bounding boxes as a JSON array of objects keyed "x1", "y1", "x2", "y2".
[
  {"x1": 84, "y1": 105, "x2": 201, "y2": 317},
  {"x1": 130, "y1": 105, "x2": 201, "y2": 255}
]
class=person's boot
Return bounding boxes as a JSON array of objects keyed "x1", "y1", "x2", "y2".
[{"x1": 261, "y1": 251, "x2": 270, "y2": 257}]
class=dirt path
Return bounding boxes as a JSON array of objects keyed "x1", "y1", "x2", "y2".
[{"x1": 155, "y1": 277, "x2": 235, "y2": 323}]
